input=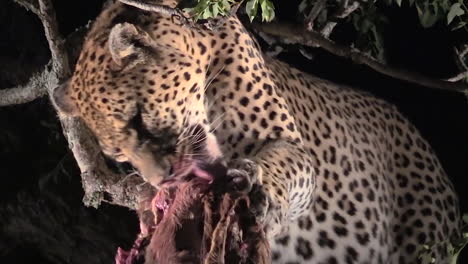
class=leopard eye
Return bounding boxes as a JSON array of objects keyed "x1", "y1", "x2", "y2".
[{"x1": 127, "y1": 106, "x2": 154, "y2": 144}]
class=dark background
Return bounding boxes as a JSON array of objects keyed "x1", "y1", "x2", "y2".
[{"x1": 0, "y1": 0, "x2": 467, "y2": 263}]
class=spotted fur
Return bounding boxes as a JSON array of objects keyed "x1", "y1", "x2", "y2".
[{"x1": 53, "y1": 1, "x2": 460, "y2": 263}]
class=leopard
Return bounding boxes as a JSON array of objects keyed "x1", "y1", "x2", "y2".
[{"x1": 52, "y1": 0, "x2": 461, "y2": 263}]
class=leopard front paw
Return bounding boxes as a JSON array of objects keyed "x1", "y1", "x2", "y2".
[
  {"x1": 246, "y1": 183, "x2": 283, "y2": 239},
  {"x1": 226, "y1": 158, "x2": 261, "y2": 193},
  {"x1": 249, "y1": 184, "x2": 269, "y2": 221}
]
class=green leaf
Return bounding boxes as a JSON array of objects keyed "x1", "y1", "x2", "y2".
[
  {"x1": 246, "y1": 0, "x2": 259, "y2": 22},
  {"x1": 221, "y1": 0, "x2": 231, "y2": 15},
  {"x1": 212, "y1": 3, "x2": 219, "y2": 18},
  {"x1": 416, "y1": 2, "x2": 439, "y2": 28},
  {"x1": 191, "y1": 0, "x2": 210, "y2": 20},
  {"x1": 396, "y1": 0, "x2": 402, "y2": 7},
  {"x1": 360, "y1": 19, "x2": 373, "y2": 33},
  {"x1": 447, "y1": 3, "x2": 465, "y2": 25},
  {"x1": 318, "y1": 9, "x2": 328, "y2": 24},
  {"x1": 451, "y1": 21, "x2": 467, "y2": 31},
  {"x1": 260, "y1": 0, "x2": 275, "y2": 22},
  {"x1": 440, "y1": 0, "x2": 452, "y2": 11},
  {"x1": 202, "y1": 8, "x2": 212, "y2": 19},
  {"x1": 463, "y1": 214, "x2": 468, "y2": 224}
]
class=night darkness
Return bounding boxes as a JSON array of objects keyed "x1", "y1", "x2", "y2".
[{"x1": 0, "y1": 0, "x2": 467, "y2": 263}]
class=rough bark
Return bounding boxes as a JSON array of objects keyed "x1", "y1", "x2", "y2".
[
  {"x1": 0, "y1": 68, "x2": 49, "y2": 106},
  {"x1": 5, "y1": 0, "x2": 143, "y2": 210}
]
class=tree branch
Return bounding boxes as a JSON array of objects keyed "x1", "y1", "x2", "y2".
[
  {"x1": 320, "y1": 0, "x2": 360, "y2": 38},
  {"x1": 305, "y1": 0, "x2": 327, "y2": 31},
  {"x1": 0, "y1": 66, "x2": 49, "y2": 106},
  {"x1": 37, "y1": 0, "x2": 70, "y2": 79},
  {"x1": 454, "y1": 44, "x2": 468, "y2": 70},
  {"x1": 252, "y1": 22, "x2": 468, "y2": 92},
  {"x1": 7, "y1": 0, "x2": 143, "y2": 209},
  {"x1": 118, "y1": 0, "x2": 194, "y2": 27},
  {"x1": 59, "y1": 117, "x2": 145, "y2": 208},
  {"x1": 447, "y1": 71, "x2": 468, "y2": 82},
  {"x1": 13, "y1": 0, "x2": 40, "y2": 16},
  {"x1": 0, "y1": 24, "x2": 88, "y2": 107},
  {"x1": 456, "y1": 44, "x2": 468, "y2": 60},
  {"x1": 449, "y1": 44, "x2": 468, "y2": 83}
]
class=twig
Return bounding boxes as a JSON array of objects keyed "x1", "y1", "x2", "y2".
[
  {"x1": 13, "y1": 0, "x2": 40, "y2": 15},
  {"x1": 320, "y1": 1, "x2": 360, "y2": 38},
  {"x1": 457, "y1": 45, "x2": 468, "y2": 59},
  {"x1": 336, "y1": 0, "x2": 359, "y2": 19},
  {"x1": 202, "y1": 1, "x2": 243, "y2": 31},
  {"x1": 253, "y1": 22, "x2": 468, "y2": 92},
  {"x1": 447, "y1": 71, "x2": 468, "y2": 82},
  {"x1": 305, "y1": 0, "x2": 327, "y2": 31},
  {"x1": 450, "y1": 44, "x2": 468, "y2": 83},
  {"x1": 119, "y1": 0, "x2": 182, "y2": 16},
  {"x1": 454, "y1": 45, "x2": 468, "y2": 72},
  {"x1": 118, "y1": 0, "x2": 241, "y2": 31},
  {"x1": 118, "y1": 0, "x2": 194, "y2": 27},
  {"x1": 299, "y1": 48, "x2": 315, "y2": 60}
]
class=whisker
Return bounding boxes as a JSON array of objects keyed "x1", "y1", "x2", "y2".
[
  {"x1": 177, "y1": 133, "x2": 196, "y2": 145},
  {"x1": 183, "y1": 153, "x2": 204, "y2": 157},
  {"x1": 209, "y1": 112, "x2": 226, "y2": 128},
  {"x1": 190, "y1": 135, "x2": 208, "y2": 146},
  {"x1": 188, "y1": 128, "x2": 207, "y2": 143},
  {"x1": 204, "y1": 65, "x2": 225, "y2": 92},
  {"x1": 204, "y1": 91, "x2": 223, "y2": 112},
  {"x1": 210, "y1": 117, "x2": 225, "y2": 133},
  {"x1": 177, "y1": 124, "x2": 199, "y2": 143},
  {"x1": 185, "y1": 136, "x2": 207, "y2": 150}
]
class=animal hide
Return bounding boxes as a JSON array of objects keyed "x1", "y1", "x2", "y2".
[{"x1": 115, "y1": 175, "x2": 270, "y2": 264}]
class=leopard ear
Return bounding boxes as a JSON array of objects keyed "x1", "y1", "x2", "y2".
[
  {"x1": 108, "y1": 23, "x2": 159, "y2": 71},
  {"x1": 52, "y1": 79, "x2": 78, "y2": 116}
]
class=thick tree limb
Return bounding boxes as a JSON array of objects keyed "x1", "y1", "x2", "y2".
[
  {"x1": 59, "y1": 117, "x2": 145, "y2": 208},
  {"x1": 253, "y1": 22, "x2": 468, "y2": 92},
  {"x1": 0, "y1": 24, "x2": 88, "y2": 107},
  {"x1": 7, "y1": 0, "x2": 142, "y2": 209},
  {"x1": 13, "y1": 0, "x2": 68, "y2": 78},
  {"x1": 37, "y1": 0, "x2": 70, "y2": 79},
  {"x1": 0, "y1": 66, "x2": 49, "y2": 106}
]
